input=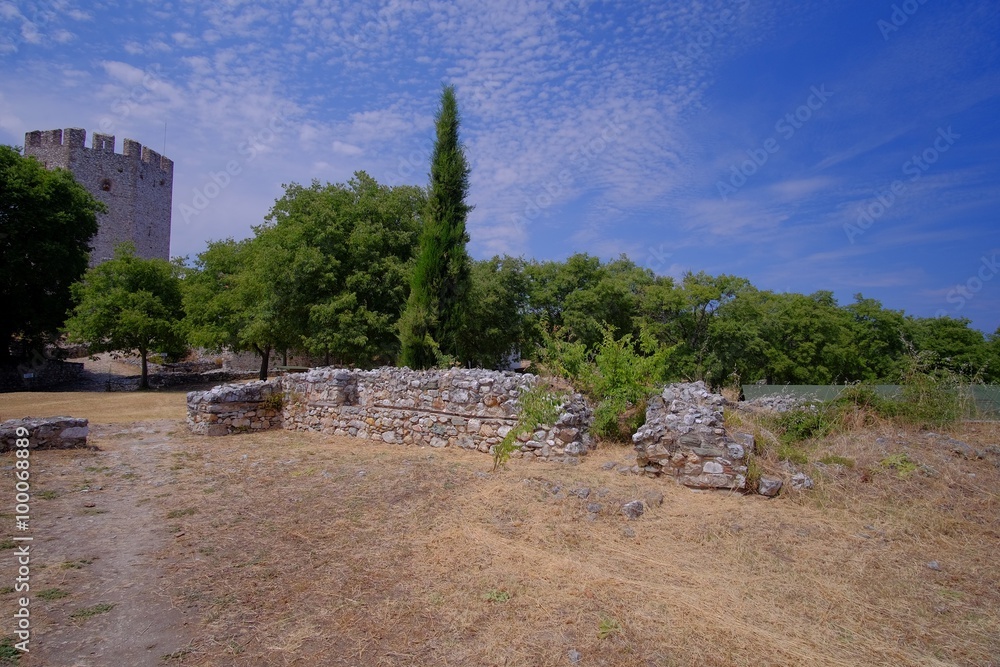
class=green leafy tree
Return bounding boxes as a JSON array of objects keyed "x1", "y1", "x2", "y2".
[
  {"x1": 65, "y1": 243, "x2": 184, "y2": 389},
  {"x1": 266, "y1": 173, "x2": 425, "y2": 366},
  {"x1": 523, "y1": 253, "x2": 653, "y2": 352},
  {"x1": 459, "y1": 256, "x2": 530, "y2": 369},
  {"x1": 183, "y1": 235, "x2": 303, "y2": 381},
  {"x1": 185, "y1": 173, "x2": 425, "y2": 378},
  {"x1": 638, "y1": 271, "x2": 750, "y2": 380},
  {"x1": 844, "y1": 294, "x2": 907, "y2": 381},
  {"x1": 903, "y1": 315, "x2": 990, "y2": 379},
  {"x1": 988, "y1": 327, "x2": 1000, "y2": 383},
  {"x1": 0, "y1": 145, "x2": 104, "y2": 364},
  {"x1": 400, "y1": 85, "x2": 473, "y2": 368}
]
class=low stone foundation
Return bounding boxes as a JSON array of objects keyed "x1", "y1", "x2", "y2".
[
  {"x1": 632, "y1": 382, "x2": 748, "y2": 490},
  {"x1": 187, "y1": 367, "x2": 594, "y2": 463},
  {"x1": 186, "y1": 381, "x2": 284, "y2": 436},
  {"x1": 0, "y1": 416, "x2": 90, "y2": 452}
]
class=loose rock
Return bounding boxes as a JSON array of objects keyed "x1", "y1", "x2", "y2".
[{"x1": 621, "y1": 500, "x2": 645, "y2": 520}]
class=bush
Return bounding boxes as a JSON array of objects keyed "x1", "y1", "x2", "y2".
[
  {"x1": 492, "y1": 384, "x2": 564, "y2": 471},
  {"x1": 776, "y1": 408, "x2": 831, "y2": 444},
  {"x1": 538, "y1": 323, "x2": 673, "y2": 441}
]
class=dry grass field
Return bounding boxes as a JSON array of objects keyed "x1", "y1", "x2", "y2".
[{"x1": 1, "y1": 390, "x2": 999, "y2": 666}]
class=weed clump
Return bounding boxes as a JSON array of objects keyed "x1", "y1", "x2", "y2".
[{"x1": 492, "y1": 384, "x2": 564, "y2": 471}]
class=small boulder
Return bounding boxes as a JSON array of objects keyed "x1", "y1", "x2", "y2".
[
  {"x1": 757, "y1": 476, "x2": 783, "y2": 497},
  {"x1": 790, "y1": 472, "x2": 814, "y2": 490},
  {"x1": 621, "y1": 500, "x2": 645, "y2": 520}
]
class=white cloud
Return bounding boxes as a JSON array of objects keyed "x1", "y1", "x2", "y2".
[{"x1": 331, "y1": 140, "x2": 363, "y2": 156}]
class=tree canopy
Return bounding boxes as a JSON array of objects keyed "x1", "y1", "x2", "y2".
[
  {"x1": 0, "y1": 144, "x2": 104, "y2": 364},
  {"x1": 65, "y1": 243, "x2": 184, "y2": 389},
  {"x1": 183, "y1": 172, "x2": 425, "y2": 378}
]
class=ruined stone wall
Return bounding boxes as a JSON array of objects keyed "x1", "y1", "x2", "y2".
[
  {"x1": 0, "y1": 361, "x2": 84, "y2": 392},
  {"x1": 0, "y1": 417, "x2": 89, "y2": 453},
  {"x1": 23, "y1": 128, "x2": 173, "y2": 265},
  {"x1": 187, "y1": 368, "x2": 594, "y2": 463},
  {"x1": 632, "y1": 382, "x2": 749, "y2": 490}
]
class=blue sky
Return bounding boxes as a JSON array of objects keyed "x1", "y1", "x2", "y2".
[{"x1": 2, "y1": 0, "x2": 999, "y2": 333}]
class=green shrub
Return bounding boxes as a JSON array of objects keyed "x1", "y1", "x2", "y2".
[
  {"x1": 818, "y1": 454, "x2": 855, "y2": 468},
  {"x1": 776, "y1": 441, "x2": 809, "y2": 464},
  {"x1": 539, "y1": 323, "x2": 672, "y2": 441},
  {"x1": 776, "y1": 409, "x2": 831, "y2": 444},
  {"x1": 880, "y1": 452, "x2": 918, "y2": 477},
  {"x1": 260, "y1": 392, "x2": 285, "y2": 412},
  {"x1": 832, "y1": 385, "x2": 898, "y2": 418},
  {"x1": 492, "y1": 384, "x2": 564, "y2": 471}
]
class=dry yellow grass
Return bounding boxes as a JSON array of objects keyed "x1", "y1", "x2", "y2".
[
  {"x1": 0, "y1": 390, "x2": 189, "y2": 423},
  {"x1": 4, "y1": 392, "x2": 999, "y2": 666}
]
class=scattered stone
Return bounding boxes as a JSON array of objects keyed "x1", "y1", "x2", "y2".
[
  {"x1": 586, "y1": 503, "x2": 603, "y2": 514},
  {"x1": 643, "y1": 490, "x2": 665, "y2": 507},
  {"x1": 621, "y1": 500, "x2": 645, "y2": 520},
  {"x1": 622, "y1": 526, "x2": 636, "y2": 538},
  {"x1": 927, "y1": 560, "x2": 942, "y2": 571},
  {"x1": 742, "y1": 393, "x2": 817, "y2": 413},
  {"x1": 790, "y1": 472, "x2": 814, "y2": 491},
  {"x1": 945, "y1": 437, "x2": 982, "y2": 460},
  {"x1": 571, "y1": 487, "x2": 591, "y2": 499},
  {"x1": 568, "y1": 649, "x2": 582, "y2": 664},
  {"x1": 600, "y1": 461, "x2": 617, "y2": 471},
  {"x1": 757, "y1": 476, "x2": 783, "y2": 497}
]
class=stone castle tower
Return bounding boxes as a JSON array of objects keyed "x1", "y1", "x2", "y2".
[{"x1": 23, "y1": 127, "x2": 173, "y2": 266}]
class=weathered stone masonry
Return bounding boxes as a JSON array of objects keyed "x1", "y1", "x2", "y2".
[
  {"x1": 24, "y1": 127, "x2": 173, "y2": 266},
  {"x1": 187, "y1": 367, "x2": 594, "y2": 463},
  {"x1": 1, "y1": 417, "x2": 89, "y2": 453},
  {"x1": 632, "y1": 382, "x2": 750, "y2": 490}
]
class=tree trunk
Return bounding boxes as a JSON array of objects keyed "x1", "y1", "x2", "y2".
[
  {"x1": 255, "y1": 344, "x2": 271, "y2": 380},
  {"x1": 282, "y1": 348, "x2": 288, "y2": 366},
  {"x1": 139, "y1": 348, "x2": 149, "y2": 390}
]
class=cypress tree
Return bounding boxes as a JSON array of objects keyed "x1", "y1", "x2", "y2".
[{"x1": 399, "y1": 85, "x2": 472, "y2": 368}]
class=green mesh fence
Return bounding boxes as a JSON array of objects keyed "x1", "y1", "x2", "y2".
[{"x1": 741, "y1": 385, "x2": 1000, "y2": 417}]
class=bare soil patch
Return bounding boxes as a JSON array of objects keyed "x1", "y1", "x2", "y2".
[{"x1": 2, "y1": 392, "x2": 999, "y2": 666}]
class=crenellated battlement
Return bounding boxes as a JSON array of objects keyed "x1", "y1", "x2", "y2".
[
  {"x1": 23, "y1": 126, "x2": 173, "y2": 266},
  {"x1": 23, "y1": 127, "x2": 172, "y2": 174}
]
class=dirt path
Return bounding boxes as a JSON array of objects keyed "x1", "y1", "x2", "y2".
[{"x1": 14, "y1": 421, "x2": 194, "y2": 666}]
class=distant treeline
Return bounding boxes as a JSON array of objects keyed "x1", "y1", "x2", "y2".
[{"x1": 180, "y1": 172, "x2": 999, "y2": 385}]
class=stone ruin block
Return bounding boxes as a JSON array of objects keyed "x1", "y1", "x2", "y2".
[
  {"x1": 632, "y1": 381, "x2": 748, "y2": 490},
  {"x1": 0, "y1": 416, "x2": 90, "y2": 452}
]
